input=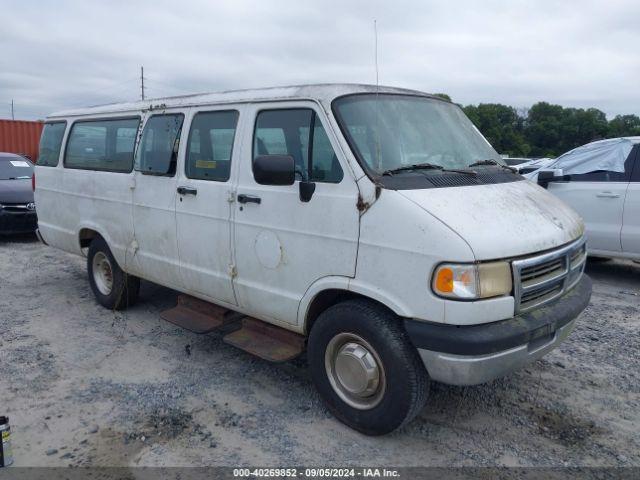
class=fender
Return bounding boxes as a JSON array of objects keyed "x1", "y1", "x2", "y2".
[
  {"x1": 75, "y1": 221, "x2": 130, "y2": 270},
  {"x1": 297, "y1": 275, "x2": 420, "y2": 330}
]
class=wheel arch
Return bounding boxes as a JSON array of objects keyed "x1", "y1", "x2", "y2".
[
  {"x1": 299, "y1": 277, "x2": 412, "y2": 335},
  {"x1": 76, "y1": 223, "x2": 129, "y2": 272},
  {"x1": 78, "y1": 227, "x2": 102, "y2": 250}
]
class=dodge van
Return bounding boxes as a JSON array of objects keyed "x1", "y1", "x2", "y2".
[{"x1": 34, "y1": 84, "x2": 592, "y2": 435}]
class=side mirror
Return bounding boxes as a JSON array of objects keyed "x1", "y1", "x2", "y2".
[
  {"x1": 253, "y1": 155, "x2": 295, "y2": 186},
  {"x1": 537, "y1": 169, "x2": 567, "y2": 189}
]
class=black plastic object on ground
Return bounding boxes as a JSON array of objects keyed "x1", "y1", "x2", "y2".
[{"x1": 0, "y1": 416, "x2": 13, "y2": 467}]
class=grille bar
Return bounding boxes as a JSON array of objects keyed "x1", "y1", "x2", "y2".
[
  {"x1": 512, "y1": 237, "x2": 586, "y2": 313},
  {"x1": 0, "y1": 203, "x2": 35, "y2": 212}
]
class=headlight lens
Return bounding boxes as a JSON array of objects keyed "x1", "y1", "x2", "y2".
[{"x1": 432, "y1": 262, "x2": 512, "y2": 299}]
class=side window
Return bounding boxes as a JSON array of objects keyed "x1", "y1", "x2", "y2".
[
  {"x1": 630, "y1": 146, "x2": 640, "y2": 182},
  {"x1": 116, "y1": 125, "x2": 138, "y2": 154},
  {"x1": 64, "y1": 118, "x2": 140, "y2": 172},
  {"x1": 186, "y1": 110, "x2": 239, "y2": 181},
  {"x1": 253, "y1": 109, "x2": 343, "y2": 183},
  {"x1": 570, "y1": 148, "x2": 636, "y2": 183},
  {"x1": 38, "y1": 122, "x2": 67, "y2": 166},
  {"x1": 569, "y1": 171, "x2": 627, "y2": 182},
  {"x1": 311, "y1": 122, "x2": 343, "y2": 182},
  {"x1": 135, "y1": 114, "x2": 184, "y2": 176}
]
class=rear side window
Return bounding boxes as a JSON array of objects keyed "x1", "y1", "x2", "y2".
[
  {"x1": 186, "y1": 111, "x2": 238, "y2": 181},
  {"x1": 38, "y1": 122, "x2": 67, "y2": 166},
  {"x1": 64, "y1": 118, "x2": 140, "y2": 172},
  {"x1": 253, "y1": 109, "x2": 343, "y2": 183},
  {"x1": 135, "y1": 114, "x2": 184, "y2": 176}
]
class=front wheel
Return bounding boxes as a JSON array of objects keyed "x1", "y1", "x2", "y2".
[
  {"x1": 87, "y1": 236, "x2": 140, "y2": 310},
  {"x1": 308, "y1": 299, "x2": 429, "y2": 435}
]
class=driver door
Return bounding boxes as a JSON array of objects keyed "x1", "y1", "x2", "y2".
[{"x1": 231, "y1": 103, "x2": 360, "y2": 326}]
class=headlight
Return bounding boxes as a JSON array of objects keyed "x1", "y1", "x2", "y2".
[{"x1": 432, "y1": 262, "x2": 512, "y2": 300}]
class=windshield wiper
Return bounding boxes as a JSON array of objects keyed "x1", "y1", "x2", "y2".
[
  {"x1": 382, "y1": 163, "x2": 443, "y2": 176},
  {"x1": 382, "y1": 162, "x2": 477, "y2": 177},
  {"x1": 468, "y1": 159, "x2": 517, "y2": 172}
]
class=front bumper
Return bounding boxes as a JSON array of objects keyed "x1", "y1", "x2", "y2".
[
  {"x1": 404, "y1": 275, "x2": 592, "y2": 386},
  {"x1": 0, "y1": 209, "x2": 38, "y2": 234}
]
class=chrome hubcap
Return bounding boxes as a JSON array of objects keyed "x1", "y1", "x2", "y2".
[
  {"x1": 325, "y1": 333, "x2": 386, "y2": 410},
  {"x1": 92, "y1": 252, "x2": 114, "y2": 295}
]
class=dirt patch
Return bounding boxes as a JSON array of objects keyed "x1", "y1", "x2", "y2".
[{"x1": 529, "y1": 405, "x2": 603, "y2": 446}]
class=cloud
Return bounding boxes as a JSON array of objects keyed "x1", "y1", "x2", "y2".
[{"x1": 1, "y1": 0, "x2": 638, "y2": 119}]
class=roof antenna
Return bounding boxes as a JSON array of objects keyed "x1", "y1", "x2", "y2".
[
  {"x1": 374, "y1": 19, "x2": 382, "y2": 171},
  {"x1": 374, "y1": 19, "x2": 379, "y2": 90}
]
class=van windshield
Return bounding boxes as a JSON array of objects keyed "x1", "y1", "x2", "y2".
[
  {"x1": 0, "y1": 156, "x2": 34, "y2": 180},
  {"x1": 333, "y1": 94, "x2": 503, "y2": 175}
]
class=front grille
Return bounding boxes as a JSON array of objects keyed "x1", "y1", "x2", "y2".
[{"x1": 512, "y1": 238, "x2": 586, "y2": 313}]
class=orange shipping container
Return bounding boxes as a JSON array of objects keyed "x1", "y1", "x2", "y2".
[{"x1": 0, "y1": 119, "x2": 44, "y2": 162}]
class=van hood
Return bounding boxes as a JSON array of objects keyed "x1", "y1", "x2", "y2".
[
  {"x1": 398, "y1": 180, "x2": 584, "y2": 260},
  {"x1": 0, "y1": 179, "x2": 34, "y2": 205}
]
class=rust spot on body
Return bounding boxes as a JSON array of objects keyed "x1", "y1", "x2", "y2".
[{"x1": 357, "y1": 194, "x2": 370, "y2": 213}]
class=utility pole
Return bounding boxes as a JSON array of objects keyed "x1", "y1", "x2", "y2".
[
  {"x1": 140, "y1": 66, "x2": 145, "y2": 101},
  {"x1": 11, "y1": 99, "x2": 14, "y2": 120}
]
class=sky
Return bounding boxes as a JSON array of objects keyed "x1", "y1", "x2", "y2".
[{"x1": 1, "y1": 0, "x2": 639, "y2": 120}]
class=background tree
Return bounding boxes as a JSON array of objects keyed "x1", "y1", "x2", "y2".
[
  {"x1": 434, "y1": 95, "x2": 638, "y2": 158},
  {"x1": 463, "y1": 103, "x2": 530, "y2": 157},
  {"x1": 523, "y1": 102, "x2": 565, "y2": 157},
  {"x1": 432, "y1": 93, "x2": 452, "y2": 102},
  {"x1": 608, "y1": 114, "x2": 640, "y2": 137}
]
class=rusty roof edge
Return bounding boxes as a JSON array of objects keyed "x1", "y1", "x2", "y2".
[{"x1": 46, "y1": 83, "x2": 441, "y2": 119}]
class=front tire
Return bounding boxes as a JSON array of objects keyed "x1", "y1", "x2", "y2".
[
  {"x1": 308, "y1": 299, "x2": 429, "y2": 435},
  {"x1": 87, "y1": 236, "x2": 139, "y2": 310}
]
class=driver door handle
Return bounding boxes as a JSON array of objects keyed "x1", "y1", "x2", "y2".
[
  {"x1": 237, "y1": 194, "x2": 261, "y2": 204},
  {"x1": 596, "y1": 191, "x2": 620, "y2": 198},
  {"x1": 177, "y1": 186, "x2": 198, "y2": 196}
]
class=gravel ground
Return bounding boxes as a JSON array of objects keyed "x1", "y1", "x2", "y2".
[{"x1": 0, "y1": 234, "x2": 638, "y2": 468}]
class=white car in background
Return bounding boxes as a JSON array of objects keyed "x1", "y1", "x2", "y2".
[{"x1": 534, "y1": 137, "x2": 640, "y2": 261}]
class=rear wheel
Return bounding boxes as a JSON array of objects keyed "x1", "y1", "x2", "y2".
[
  {"x1": 87, "y1": 236, "x2": 139, "y2": 310},
  {"x1": 308, "y1": 299, "x2": 429, "y2": 435}
]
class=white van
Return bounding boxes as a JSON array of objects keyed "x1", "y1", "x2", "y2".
[{"x1": 35, "y1": 84, "x2": 591, "y2": 435}]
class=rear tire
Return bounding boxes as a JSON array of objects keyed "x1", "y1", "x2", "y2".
[
  {"x1": 308, "y1": 299, "x2": 429, "y2": 435},
  {"x1": 87, "y1": 236, "x2": 139, "y2": 310}
]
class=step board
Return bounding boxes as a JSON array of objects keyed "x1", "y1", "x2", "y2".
[
  {"x1": 160, "y1": 295, "x2": 236, "y2": 334},
  {"x1": 223, "y1": 317, "x2": 305, "y2": 362}
]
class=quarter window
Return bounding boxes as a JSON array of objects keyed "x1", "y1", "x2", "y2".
[
  {"x1": 253, "y1": 109, "x2": 343, "y2": 183},
  {"x1": 38, "y1": 122, "x2": 67, "y2": 167},
  {"x1": 186, "y1": 111, "x2": 239, "y2": 182},
  {"x1": 135, "y1": 114, "x2": 184, "y2": 176},
  {"x1": 64, "y1": 118, "x2": 139, "y2": 172}
]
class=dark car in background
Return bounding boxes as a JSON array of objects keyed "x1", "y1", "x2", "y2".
[{"x1": 0, "y1": 153, "x2": 37, "y2": 235}]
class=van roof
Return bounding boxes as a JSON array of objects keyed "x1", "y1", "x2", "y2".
[{"x1": 47, "y1": 83, "x2": 441, "y2": 119}]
